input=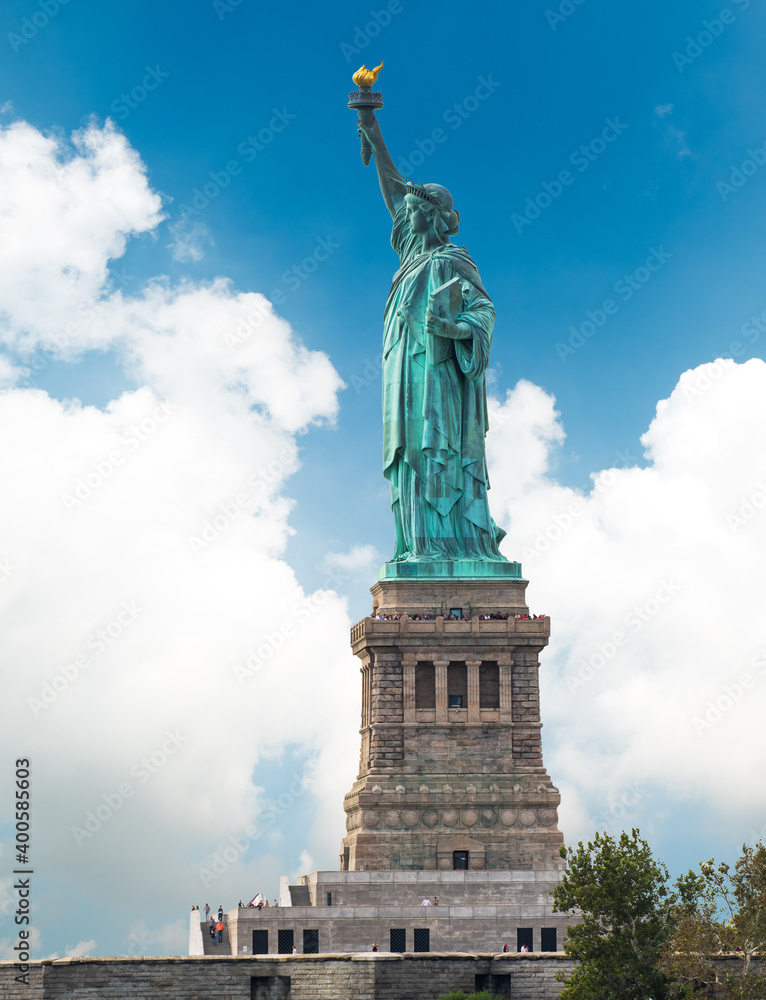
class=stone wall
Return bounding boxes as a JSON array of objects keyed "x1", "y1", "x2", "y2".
[
  {"x1": 0, "y1": 953, "x2": 575, "y2": 1000},
  {"x1": 303, "y1": 869, "x2": 563, "y2": 907},
  {"x1": 227, "y1": 903, "x2": 572, "y2": 956},
  {"x1": 5, "y1": 952, "x2": 760, "y2": 1000}
]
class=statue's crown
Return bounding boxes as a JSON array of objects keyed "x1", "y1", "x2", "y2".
[{"x1": 405, "y1": 181, "x2": 442, "y2": 209}]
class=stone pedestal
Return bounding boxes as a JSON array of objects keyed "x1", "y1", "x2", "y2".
[{"x1": 341, "y1": 578, "x2": 564, "y2": 873}]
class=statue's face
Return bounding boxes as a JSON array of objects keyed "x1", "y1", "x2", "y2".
[{"x1": 405, "y1": 196, "x2": 431, "y2": 236}]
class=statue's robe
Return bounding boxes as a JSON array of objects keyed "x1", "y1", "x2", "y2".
[{"x1": 382, "y1": 203, "x2": 506, "y2": 561}]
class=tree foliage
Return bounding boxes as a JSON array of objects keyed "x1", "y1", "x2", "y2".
[
  {"x1": 661, "y1": 841, "x2": 766, "y2": 999},
  {"x1": 552, "y1": 828, "x2": 677, "y2": 1000}
]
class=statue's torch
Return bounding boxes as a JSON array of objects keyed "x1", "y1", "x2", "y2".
[{"x1": 347, "y1": 62, "x2": 384, "y2": 166}]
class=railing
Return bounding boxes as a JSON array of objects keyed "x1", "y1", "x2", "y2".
[{"x1": 351, "y1": 616, "x2": 550, "y2": 643}]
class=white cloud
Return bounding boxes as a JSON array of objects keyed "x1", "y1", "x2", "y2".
[
  {"x1": 167, "y1": 217, "x2": 212, "y2": 263},
  {"x1": 65, "y1": 940, "x2": 97, "y2": 957},
  {"x1": 0, "y1": 116, "x2": 357, "y2": 957},
  {"x1": 0, "y1": 118, "x2": 164, "y2": 355},
  {"x1": 0, "y1": 353, "x2": 17, "y2": 386},
  {"x1": 323, "y1": 543, "x2": 381, "y2": 575},
  {"x1": 487, "y1": 362, "x2": 766, "y2": 842}
]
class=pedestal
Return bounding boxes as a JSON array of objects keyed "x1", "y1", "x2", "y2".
[{"x1": 341, "y1": 577, "x2": 564, "y2": 873}]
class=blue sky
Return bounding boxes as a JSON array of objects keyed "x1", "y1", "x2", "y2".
[{"x1": 1, "y1": 0, "x2": 765, "y2": 960}]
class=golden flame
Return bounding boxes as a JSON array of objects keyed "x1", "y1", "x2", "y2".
[{"x1": 352, "y1": 61, "x2": 384, "y2": 87}]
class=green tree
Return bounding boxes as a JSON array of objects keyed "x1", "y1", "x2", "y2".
[
  {"x1": 552, "y1": 828, "x2": 677, "y2": 1000},
  {"x1": 661, "y1": 841, "x2": 766, "y2": 999}
]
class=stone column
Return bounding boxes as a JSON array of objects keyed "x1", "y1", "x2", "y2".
[
  {"x1": 434, "y1": 660, "x2": 449, "y2": 723},
  {"x1": 499, "y1": 656, "x2": 513, "y2": 724},
  {"x1": 402, "y1": 654, "x2": 416, "y2": 722},
  {"x1": 466, "y1": 660, "x2": 481, "y2": 725}
]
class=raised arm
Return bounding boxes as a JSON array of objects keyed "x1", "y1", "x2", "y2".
[{"x1": 357, "y1": 115, "x2": 406, "y2": 220}]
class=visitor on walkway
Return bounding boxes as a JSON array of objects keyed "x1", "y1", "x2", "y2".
[
  {"x1": 204, "y1": 903, "x2": 210, "y2": 921},
  {"x1": 217, "y1": 905, "x2": 223, "y2": 921},
  {"x1": 420, "y1": 897, "x2": 431, "y2": 906},
  {"x1": 371, "y1": 942, "x2": 378, "y2": 952},
  {"x1": 208, "y1": 917, "x2": 215, "y2": 942},
  {"x1": 216, "y1": 921, "x2": 224, "y2": 944}
]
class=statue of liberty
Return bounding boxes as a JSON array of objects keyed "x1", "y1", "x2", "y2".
[{"x1": 356, "y1": 110, "x2": 508, "y2": 568}]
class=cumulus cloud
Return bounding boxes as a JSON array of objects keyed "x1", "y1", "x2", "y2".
[
  {"x1": 0, "y1": 116, "x2": 357, "y2": 957},
  {"x1": 0, "y1": 118, "x2": 164, "y2": 354},
  {"x1": 487, "y1": 361, "x2": 766, "y2": 843}
]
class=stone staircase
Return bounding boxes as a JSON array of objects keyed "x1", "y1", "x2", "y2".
[
  {"x1": 288, "y1": 884, "x2": 311, "y2": 906},
  {"x1": 201, "y1": 913, "x2": 230, "y2": 954}
]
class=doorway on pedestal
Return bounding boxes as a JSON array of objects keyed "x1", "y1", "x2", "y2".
[{"x1": 436, "y1": 836, "x2": 486, "y2": 871}]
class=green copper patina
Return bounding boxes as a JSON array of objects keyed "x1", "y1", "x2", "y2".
[{"x1": 356, "y1": 107, "x2": 519, "y2": 581}]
